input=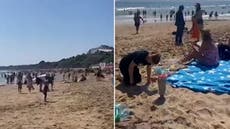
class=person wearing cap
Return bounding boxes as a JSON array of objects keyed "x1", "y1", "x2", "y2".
[
  {"x1": 119, "y1": 50, "x2": 161, "y2": 86},
  {"x1": 134, "y1": 9, "x2": 144, "y2": 34},
  {"x1": 175, "y1": 5, "x2": 185, "y2": 46}
]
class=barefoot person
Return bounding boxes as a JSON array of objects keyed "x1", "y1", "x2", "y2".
[
  {"x1": 134, "y1": 10, "x2": 144, "y2": 34},
  {"x1": 119, "y1": 50, "x2": 161, "y2": 86},
  {"x1": 43, "y1": 75, "x2": 49, "y2": 102},
  {"x1": 181, "y1": 30, "x2": 219, "y2": 67},
  {"x1": 16, "y1": 72, "x2": 23, "y2": 93}
]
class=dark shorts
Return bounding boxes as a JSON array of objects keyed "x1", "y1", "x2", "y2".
[
  {"x1": 135, "y1": 22, "x2": 140, "y2": 27},
  {"x1": 43, "y1": 85, "x2": 49, "y2": 94},
  {"x1": 119, "y1": 59, "x2": 141, "y2": 85}
]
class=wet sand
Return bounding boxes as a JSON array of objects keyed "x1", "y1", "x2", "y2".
[
  {"x1": 0, "y1": 74, "x2": 113, "y2": 129},
  {"x1": 115, "y1": 20, "x2": 230, "y2": 129}
]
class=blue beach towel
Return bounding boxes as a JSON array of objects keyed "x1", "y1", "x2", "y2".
[{"x1": 167, "y1": 61, "x2": 230, "y2": 94}]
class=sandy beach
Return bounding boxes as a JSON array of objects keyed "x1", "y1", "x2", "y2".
[
  {"x1": 115, "y1": 20, "x2": 230, "y2": 129},
  {"x1": 0, "y1": 74, "x2": 113, "y2": 129}
]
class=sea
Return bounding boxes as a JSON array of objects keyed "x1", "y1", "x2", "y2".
[
  {"x1": 115, "y1": 0, "x2": 230, "y2": 24},
  {"x1": 0, "y1": 70, "x2": 10, "y2": 85}
]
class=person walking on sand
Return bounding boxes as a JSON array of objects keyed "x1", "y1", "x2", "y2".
[
  {"x1": 119, "y1": 50, "x2": 161, "y2": 86},
  {"x1": 26, "y1": 73, "x2": 34, "y2": 93},
  {"x1": 134, "y1": 10, "x2": 144, "y2": 34},
  {"x1": 16, "y1": 72, "x2": 23, "y2": 93},
  {"x1": 42, "y1": 75, "x2": 49, "y2": 102},
  {"x1": 175, "y1": 5, "x2": 185, "y2": 46}
]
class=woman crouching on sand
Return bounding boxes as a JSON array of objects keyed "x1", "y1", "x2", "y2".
[
  {"x1": 119, "y1": 50, "x2": 161, "y2": 86},
  {"x1": 181, "y1": 30, "x2": 219, "y2": 67}
]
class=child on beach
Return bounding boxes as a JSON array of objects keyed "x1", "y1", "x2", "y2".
[
  {"x1": 181, "y1": 30, "x2": 219, "y2": 67},
  {"x1": 134, "y1": 10, "x2": 144, "y2": 34},
  {"x1": 119, "y1": 50, "x2": 161, "y2": 86}
]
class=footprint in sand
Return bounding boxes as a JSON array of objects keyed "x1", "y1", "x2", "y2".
[
  {"x1": 197, "y1": 108, "x2": 214, "y2": 118},
  {"x1": 212, "y1": 123, "x2": 226, "y2": 129},
  {"x1": 193, "y1": 100, "x2": 207, "y2": 107},
  {"x1": 174, "y1": 116, "x2": 191, "y2": 127}
]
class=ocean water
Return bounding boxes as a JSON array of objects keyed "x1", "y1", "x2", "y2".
[
  {"x1": 115, "y1": 0, "x2": 230, "y2": 24},
  {"x1": 0, "y1": 71, "x2": 9, "y2": 85}
]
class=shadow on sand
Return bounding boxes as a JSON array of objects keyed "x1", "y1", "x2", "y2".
[
  {"x1": 116, "y1": 83, "x2": 158, "y2": 97},
  {"x1": 153, "y1": 96, "x2": 166, "y2": 105}
]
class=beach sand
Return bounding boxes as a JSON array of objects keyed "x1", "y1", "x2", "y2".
[
  {"x1": 0, "y1": 74, "x2": 113, "y2": 129},
  {"x1": 115, "y1": 20, "x2": 230, "y2": 129}
]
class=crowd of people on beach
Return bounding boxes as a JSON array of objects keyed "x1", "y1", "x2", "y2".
[
  {"x1": 61, "y1": 67, "x2": 111, "y2": 83},
  {"x1": 1, "y1": 71, "x2": 55, "y2": 102},
  {"x1": 121, "y1": 4, "x2": 226, "y2": 23},
  {"x1": 0, "y1": 67, "x2": 113, "y2": 102}
]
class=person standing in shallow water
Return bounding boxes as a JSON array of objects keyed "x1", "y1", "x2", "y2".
[
  {"x1": 119, "y1": 50, "x2": 161, "y2": 86},
  {"x1": 175, "y1": 5, "x2": 185, "y2": 46},
  {"x1": 134, "y1": 10, "x2": 144, "y2": 34}
]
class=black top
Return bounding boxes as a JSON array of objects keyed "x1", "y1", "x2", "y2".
[
  {"x1": 175, "y1": 11, "x2": 185, "y2": 27},
  {"x1": 134, "y1": 13, "x2": 141, "y2": 24},
  {"x1": 120, "y1": 50, "x2": 151, "y2": 67}
]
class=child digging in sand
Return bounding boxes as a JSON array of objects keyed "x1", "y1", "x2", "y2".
[{"x1": 181, "y1": 30, "x2": 219, "y2": 67}]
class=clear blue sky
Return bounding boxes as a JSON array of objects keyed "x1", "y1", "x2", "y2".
[{"x1": 0, "y1": 0, "x2": 114, "y2": 66}]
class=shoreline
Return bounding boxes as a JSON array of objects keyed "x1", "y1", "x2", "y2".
[{"x1": 115, "y1": 14, "x2": 230, "y2": 25}]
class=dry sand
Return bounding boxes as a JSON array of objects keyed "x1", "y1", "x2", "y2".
[
  {"x1": 115, "y1": 20, "x2": 230, "y2": 129},
  {"x1": 0, "y1": 74, "x2": 113, "y2": 129}
]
